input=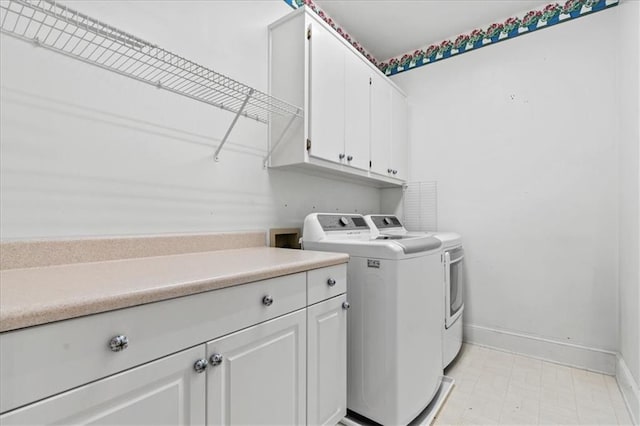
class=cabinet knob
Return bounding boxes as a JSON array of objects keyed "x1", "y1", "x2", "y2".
[
  {"x1": 393, "y1": 170, "x2": 398, "y2": 175},
  {"x1": 210, "y1": 353, "x2": 223, "y2": 366},
  {"x1": 109, "y1": 335, "x2": 129, "y2": 352},
  {"x1": 193, "y1": 358, "x2": 208, "y2": 373},
  {"x1": 347, "y1": 155, "x2": 353, "y2": 161},
  {"x1": 387, "y1": 168, "x2": 393, "y2": 174},
  {"x1": 338, "y1": 153, "x2": 345, "y2": 160},
  {"x1": 262, "y1": 295, "x2": 274, "y2": 306},
  {"x1": 342, "y1": 301, "x2": 351, "y2": 310},
  {"x1": 327, "y1": 278, "x2": 336, "y2": 287}
]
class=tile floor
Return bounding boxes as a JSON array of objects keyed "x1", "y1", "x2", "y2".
[{"x1": 433, "y1": 344, "x2": 634, "y2": 425}]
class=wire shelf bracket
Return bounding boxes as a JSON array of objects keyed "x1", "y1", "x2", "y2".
[
  {"x1": 214, "y1": 89, "x2": 253, "y2": 162},
  {"x1": 0, "y1": 0, "x2": 303, "y2": 162},
  {"x1": 263, "y1": 108, "x2": 300, "y2": 168}
]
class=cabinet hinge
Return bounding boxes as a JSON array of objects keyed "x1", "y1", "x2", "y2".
[
  {"x1": 306, "y1": 138, "x2": 311, "y2": 150},
  {"x1": 307, "y1": 26, "x2": 311, "y2": 40}
]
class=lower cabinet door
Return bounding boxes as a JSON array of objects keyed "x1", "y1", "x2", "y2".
[
  {"x1": 0, "y1": 345, "x2": 206, "y2": 425},
  {"x1": 307, "y1": 294, "x2": 347, "y2": 426},
  {"x1": 206, "y1": 309, "x2": 306, "y2": 426}
]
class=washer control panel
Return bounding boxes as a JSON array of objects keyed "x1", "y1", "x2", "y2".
[{"x1": 317, "y1": 214, "x2": 370, "y2": 231}]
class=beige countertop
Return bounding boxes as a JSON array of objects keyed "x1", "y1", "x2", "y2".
[{"x1": 0, "y1": 247, "x2": 349, "y2": 333}]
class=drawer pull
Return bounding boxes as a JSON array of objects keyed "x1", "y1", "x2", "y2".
[
  {"x1": 327, "y1": 278, "x2": 336, "y2": 287},
  {"x1": 342, "y1": 301, "x2": 351, "y2": 310},
  {"x1": 109, "y1": 335, "x2": 129, "y2": 352},
  {"x1": 210, "y1": 353, "x2": 223, "y2": 366},
  {"x1": 193, "y1": 359, "x2": 208, "y2": 373},
  {"x1": 262, "y1": 295, "x2": 274, "y2": 306}
]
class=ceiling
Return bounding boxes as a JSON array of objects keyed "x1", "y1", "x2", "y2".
[{"x1": 313, "y1": 0, "x2": 549, "y2": 60}]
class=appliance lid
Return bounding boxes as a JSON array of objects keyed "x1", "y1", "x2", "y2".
[
  {"x1": 393, "y1": 236, "x2": 441, "y2": 254},
  {"x1": 432, "y1": 232, "x2": 463, "y2": 247}
]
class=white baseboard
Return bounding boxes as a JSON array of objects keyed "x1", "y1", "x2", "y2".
[
  {"x1": 463, "y1": 324, "x2": 617, "y2": 375},
  {"x1": 617, "y1": 354, "x2": 640, "y2": 425}
]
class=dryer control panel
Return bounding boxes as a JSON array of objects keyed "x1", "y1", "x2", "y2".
[{"x1": 368, "y1": 215, "x2": 403, "y2": 230}]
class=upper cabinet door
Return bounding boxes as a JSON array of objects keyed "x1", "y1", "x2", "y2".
[
  {"x1": 370, "y1": 73, "x2": 392, "y2": 176},
  {"x1": 308, "y1": 21, "x2": 345, "y2": 164},
  {"x1": 391, "y1": 88, "x2": 408, "y2": 181},
  {"x1": 206, "y1": 309, "x2": 306, "y2": 426},
  {"x1": 344, "y1": 52, "x2": 371, "y2": 171}
]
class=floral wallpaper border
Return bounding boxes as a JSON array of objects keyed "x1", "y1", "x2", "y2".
[
  {"x1": 284, "y1": 0, "x2": 380, "y2": 68},
  {"x1": 284, "y1": 0, "x2": 618, "y2": 76},
  {"x1": 379, "y1": 0, "x2": 619, "y2": 75}
]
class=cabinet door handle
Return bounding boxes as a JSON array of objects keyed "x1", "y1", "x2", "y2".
[
  {"x1": 327, "y1": 278, "x2": 336, "y2": 287},
  {"x1": 387, "y1": 168, "x2": 393, "y2": 174},
  {"x1": 347, "y1": 155, "x2": 353, "y2": 161},
  {"x1": 339, "y1": 153, "x2": 345, "y2": 160},
  {"x1": 393, "y1": 170, "x2": 398, "y2": 175},
  {"x1": 193, "y1": 359, "x2": 208, "y2": 373},
  {"x1": 109, "y1": 335, "x2": 129, "y2": 352},
  {"x1": 210, "y1": 353, "x2": 223, "y2": 366},
  {"x1": 342, "y1": 301, "x2": 351, "y2": 310},
  {"x1": 262, "y1": 295, "x2": 274, "y2": 306}
]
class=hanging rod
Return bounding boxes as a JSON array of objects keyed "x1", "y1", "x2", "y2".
[{"x1": 0, "y1": 0, "x2": 303, "y2": 133}]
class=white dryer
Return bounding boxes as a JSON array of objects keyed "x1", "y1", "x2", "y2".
[
  {"x1": 364, "y1": 215, "x2": 464, "y2": 369},
  {"x1": 302, "y1": 213, "x2": 444, "y2": 425}
]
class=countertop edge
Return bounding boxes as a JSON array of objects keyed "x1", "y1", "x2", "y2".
[{"x1": 0, "y1": 250, "x2": 349, "y2": 333}]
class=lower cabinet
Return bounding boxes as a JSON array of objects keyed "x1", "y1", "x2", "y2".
[
  {"x1": 206, "y1": 309, "x2": 307, "y2": 425},
  {"x1": 0, "y1": 345, "x2": 206, "y2": 425},
  {"x1": 307, "y1": 295, "x2": 347, "y2": 426},
  {"x1": 0, "y1": 265, "x2": 348, "y2": 426}
]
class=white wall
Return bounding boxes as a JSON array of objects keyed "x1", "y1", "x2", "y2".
[
  {"x1": 616, "y1": 0, "x2": 640, "y2": 420},
  {"x1": 392, "y1": 9, "x2": 620, "y2": 369},
  {"x1": 0, "y1": 1, "x2": 381, "y2": 240}
]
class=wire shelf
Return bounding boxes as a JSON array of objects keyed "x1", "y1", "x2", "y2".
[{"x1": 0, "y1": 0, "x2": 302, "y2": 126}]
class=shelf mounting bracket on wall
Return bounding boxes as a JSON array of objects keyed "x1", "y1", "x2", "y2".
[{"x1": 213, "y1": 89, "x2": 253, "y2": 162}]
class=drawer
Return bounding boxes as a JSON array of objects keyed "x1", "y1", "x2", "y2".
[
  {"x1": 307, "y1": 264, "x2": 347, "y2": 305},
  {"x1": 0, "y1": 272, "x2": 306, "y2": 413}
]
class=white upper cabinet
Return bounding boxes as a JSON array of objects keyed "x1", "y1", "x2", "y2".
[
  {"x1": 310, "y1": 22, "x2": 370, "y2": 171},
  {"x1": 269, "y1": 7, "x2": 408, "y2": 187},
  {"x1": 370, "y1": 73, "x2": 392, "y2": 177},
  {"x1": 308, "y1": 20, "x2": 345, "y2": 165},
  {"x1": 370, "y1": 75, "x2": 408, "y2": 181},
  {"x1": 343, "y1": 51, "x2": 372, "y2": 171},
  {"x1": 390, "y1": 88, "x2": 409, "y2": 181}
]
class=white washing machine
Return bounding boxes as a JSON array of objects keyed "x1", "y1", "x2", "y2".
[
  {"x1": 364, "y1": 215, "x2": 464, "y2": 369},
  {"x1": 302, "y1": 213, "x2": 444, "y2": 425}
]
